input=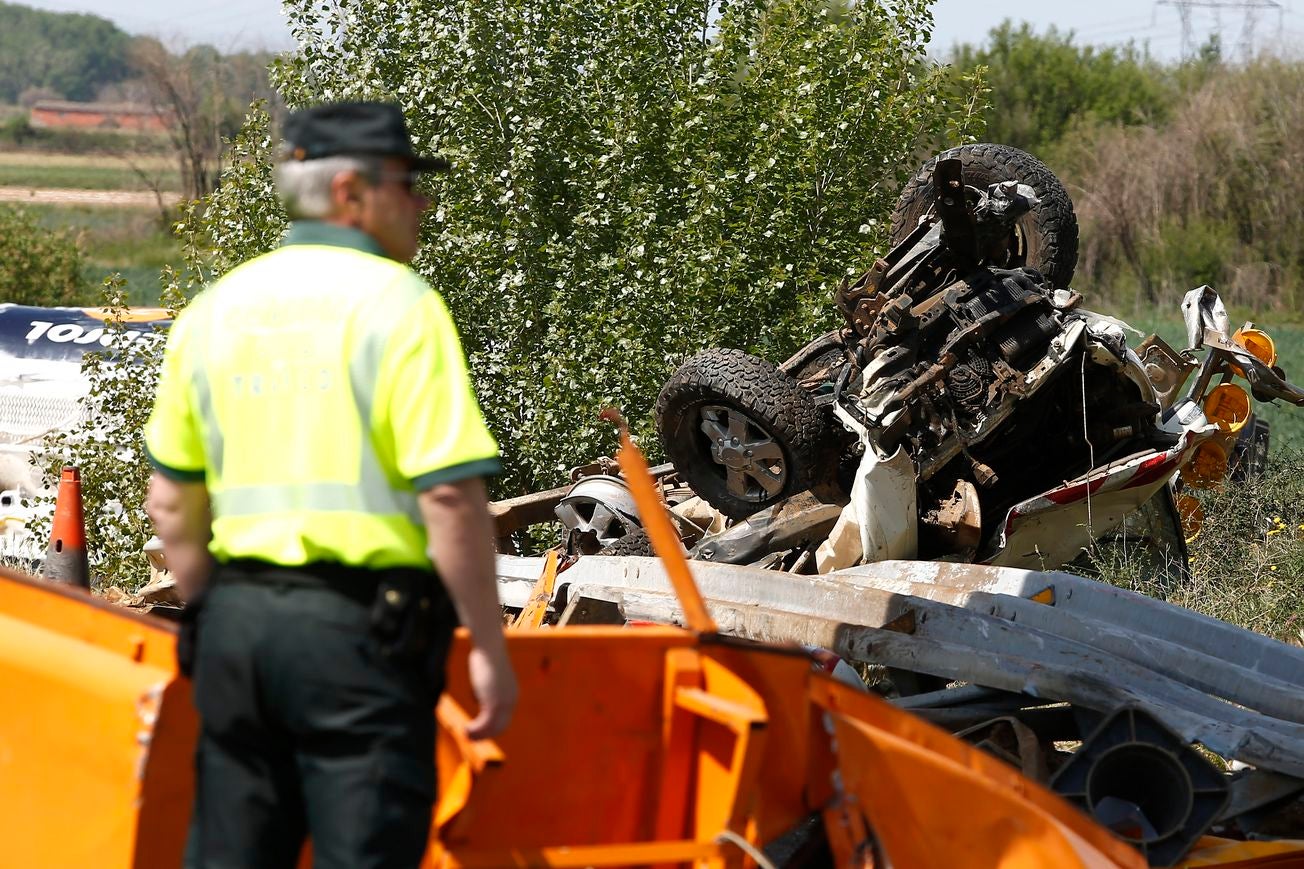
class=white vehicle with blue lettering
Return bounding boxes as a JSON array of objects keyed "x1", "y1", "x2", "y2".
[{"x1": 0, "y1": 303, "x2": 171, "y2": 526}]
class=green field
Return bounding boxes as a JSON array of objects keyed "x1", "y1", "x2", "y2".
[
  {"x1": 0, "y1": 149, "x2": 179, "y2": 192},
  {"x1": 25, "y1": 203, "x2": 182, "y2": 306},
  {"x1": 0, "y1": 161, "x2": 180, "y2": 191}
]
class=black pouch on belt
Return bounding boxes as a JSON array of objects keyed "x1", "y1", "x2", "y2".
[
  {"x1": 370, "y1": 569, "x2": 443, "y2": 663},
  {"x1": 176, "y1": 589, "x2": 206, "y2": 678}
]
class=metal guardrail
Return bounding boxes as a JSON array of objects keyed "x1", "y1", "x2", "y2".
[{"x1": 496, "y1": 555, "x2": 1304, "y2": 780}]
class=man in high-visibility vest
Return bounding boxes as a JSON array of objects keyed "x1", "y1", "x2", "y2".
[{"x1": 145, "y1": 101, "x2": 517, "y2": 868}]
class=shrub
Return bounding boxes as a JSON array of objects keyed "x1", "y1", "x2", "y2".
[
  {"x1": 948, "y1": 21, "x2": 1172, "y2": 157},
  {"x1": 1055, "y1": 59, "x2": 1304, "y2": 315},
  {"x1": 1139, "y1": 216, "x2": 1238, "y2": 292},
  {"x1": 0, "y1": 205, "x2": 88, "y2": 306}
]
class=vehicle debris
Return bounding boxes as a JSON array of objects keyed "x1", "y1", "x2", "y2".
[
  {"x1": 534, "y1": 147, "x2": 1302, "y2": 589},
  {"x1": 646, "y1": 150, "x2": 1299, "y2": 574},
  {"x1": 489, "y1": 143, "x2": 1304, "y2": 865}
]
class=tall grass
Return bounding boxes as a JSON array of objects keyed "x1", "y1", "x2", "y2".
[
  {"x1": 1086, "y1": 448, "x2": 1304, "y2": 642},
  {"x1": 1051, "y1": 59, "x2": 1304, "y2": 320}
]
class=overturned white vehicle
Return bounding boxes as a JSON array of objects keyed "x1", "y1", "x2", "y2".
[
  {"x1": 0, "y1": 304, "x2": 170, "y2": 559},
  {"x1": 503, "y1": 145, "x2": 1302, "y2": 577}
]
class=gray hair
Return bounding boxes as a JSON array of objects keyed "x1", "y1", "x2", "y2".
[{"x1": 273, "y1": 155, "x2": 380, "y2": 220}]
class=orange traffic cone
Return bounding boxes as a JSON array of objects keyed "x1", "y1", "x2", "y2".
[{"x1": 44, "y1": 467, "x2": 89, "y2": 589}]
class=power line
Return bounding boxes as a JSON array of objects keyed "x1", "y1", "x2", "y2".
[
  {"x1": 1072, "y1": 14, "x2": 1165, "y2": 37},
  {"x1": 1155, "y1": 0, "x2": 1283, "y2": 58},
  {"x1": 1074, "y1": 24, "x2": 1172, "y2": 44}
]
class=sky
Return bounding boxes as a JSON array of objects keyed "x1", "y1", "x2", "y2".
[
  {"x1": 17, "y1": 0, "x2": 298, "y2": 52},
  {"x1": 13, "y1": 0, "x2": 1304, "y2": 59},
  {"x1": 929, "y1": 0, "x2": 1303, "y2": 62}
]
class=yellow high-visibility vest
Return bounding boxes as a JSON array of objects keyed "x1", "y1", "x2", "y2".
[{"x1": 144, "y1": 221, "x2": 500, "y2": 570}]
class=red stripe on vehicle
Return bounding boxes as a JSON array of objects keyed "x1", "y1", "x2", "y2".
[
  {"x1": 1044, "y1": 475, "x2": 1108, "y2": 505},
  {"x1": 1120, "y1": 453, "x2": 1180, "y2": 490}
]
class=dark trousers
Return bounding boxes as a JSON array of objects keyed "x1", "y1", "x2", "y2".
[{"x1": 185, "y1": 565, "x2": 449, "y2": 869}]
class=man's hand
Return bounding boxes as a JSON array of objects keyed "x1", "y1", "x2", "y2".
[
  {"x1": 146, "y1": 472, "x2": 213, "y2": 602},
  {"x1": 420, "y1": 476, "x2": 518, "y2": 739},
  {"x1": 465, "y1": 644, "x2": 518, "y2": 739}
]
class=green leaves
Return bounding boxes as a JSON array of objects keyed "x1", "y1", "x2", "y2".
[
  {"x1": 0, "y1": 206, "x2": 85, "y2": 307},
  {"x1": 948, "y1": 21, "x2": 1171, "y2": 157}
]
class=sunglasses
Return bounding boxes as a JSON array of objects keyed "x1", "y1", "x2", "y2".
[{"x1": 375, "y1": 168, "x2": 423, "y2": 193}]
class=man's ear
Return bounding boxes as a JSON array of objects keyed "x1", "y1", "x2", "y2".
[{"x1": 329, "y1": 169, "x2": 366, "y2": 220}]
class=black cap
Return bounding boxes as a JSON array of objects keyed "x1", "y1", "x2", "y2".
[{"x1": 282, "y1": 101, "x2": 449, "y2": 172}]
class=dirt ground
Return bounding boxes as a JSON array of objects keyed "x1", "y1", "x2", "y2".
[{"x1": 0, "y1": 186, "x2": 180, "y2": 207}]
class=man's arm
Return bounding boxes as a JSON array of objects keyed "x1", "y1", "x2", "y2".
[
  {"x1": 146, "y1": 472, "x2": 213, "y2": 602},
  {"x1": 419, "y1": 476, "x2": 517, "y2": 739}
]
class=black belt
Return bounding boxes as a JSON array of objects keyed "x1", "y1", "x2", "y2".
[{"x1": 215, "y1": 558, "x2": 432, "y2": 607}]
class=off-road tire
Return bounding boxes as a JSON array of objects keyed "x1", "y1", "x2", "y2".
[
  {"x1": 779, "y1": 330, "x2": 860, "y2": 496},
  {"x1": 656, "y1": 348, "x2": 825, "y2": 520},
  {"x1": 595, "y1": 527, "x2": 654, "y2": 557},
  {"x1": 889, "y1": 143, "x2": 1079, "y2": 288}
]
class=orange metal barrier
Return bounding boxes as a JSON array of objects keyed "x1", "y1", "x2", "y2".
[
  {"x1": 0, "y1": 566, "x2": 195, "y2": 868},
  {"x1": 3, "y1": 560, "x2": 1301, "y2": 868},
  {"x1": 1, "y1": 561, "x2": 1142, "y2": 869},
  {"x1": 428, "y1": 628, "x2": 1144, "y2": 868},
  {"x1": 1, "y1": 412, "x2": 1299, "y2": 867}
]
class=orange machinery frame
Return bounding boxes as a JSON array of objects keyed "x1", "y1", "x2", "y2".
[
  {"x1": 0, "y1": 421, "x2": 1290, "y2": 867},
  {"x1": 0, "y1": 562, "x2": 1144, "y2": 868}
]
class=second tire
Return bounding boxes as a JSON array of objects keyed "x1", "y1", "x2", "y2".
[
  {"x1": 889, "y1": 142, "x2": 1079, "y2": 288},
  {"x1": 656, "y1": 348, "x2": 825, "y2": 520}
]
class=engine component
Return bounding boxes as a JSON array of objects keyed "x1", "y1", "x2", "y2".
[
  {"x1": 944, "y1": 351, "x2": 991, "y2": 416},
  {"x1": 918, "y1": 479, "x2": 982, "y2": 552},
  {"x1": 992, "y1": 308, "x2": 1060, "y2": 364}
]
